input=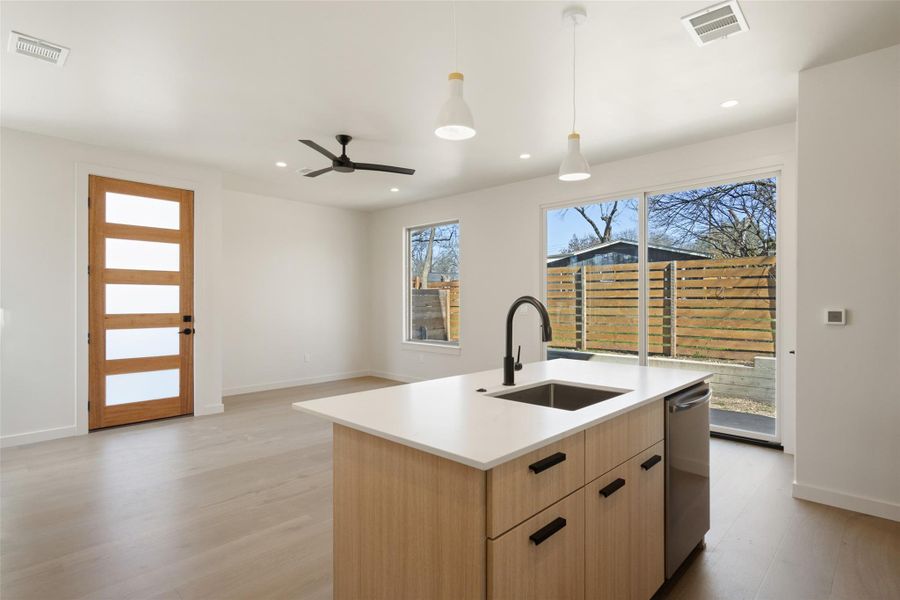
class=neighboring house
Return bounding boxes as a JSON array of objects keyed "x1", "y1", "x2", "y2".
[{"x1": 547, "y1": 239, "x2": 710, "y2": 267}]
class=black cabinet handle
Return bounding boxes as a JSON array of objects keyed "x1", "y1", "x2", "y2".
[
  {"x1": 529, "y1": 452, "x2": 567, "y2": 474},
  {"x1": 599, "y1": 478, "x2": 626, "y2": 498},
  {"x1": 641, "y1": 455, "x2": 662, "y2": 471},
  {"x1": 529, "y1": 517, "x2": 567, "y2": 545}
]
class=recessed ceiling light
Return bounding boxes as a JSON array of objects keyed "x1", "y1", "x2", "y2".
[
  {"x1": 275, "y1": 161, "x2": 288, "y2": 168},
  {"x1": 519, "y1": 153, "x2": 531, "y2": 160},
  {"x1": 720, "y1": 99, "x2": 739, "y2": 108},
  {"x1": 390, "y1": 187, "x2": 399, "y2": 192}
]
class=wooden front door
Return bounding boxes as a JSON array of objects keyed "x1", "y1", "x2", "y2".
[{"x1": 89, "y1": 175, "x2": 194, "y2": 429}]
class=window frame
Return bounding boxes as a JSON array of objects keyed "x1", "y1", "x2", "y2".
[
  {"x1": 540, "y1": 168, "x2": 783, "y2": 444},
  {"x1": 401, "y1": 218, "x2": 461, "y2": 354}
]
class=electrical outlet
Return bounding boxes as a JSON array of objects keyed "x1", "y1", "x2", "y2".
[{"x1": 304, "y1": 353, "x2": 311, "y2": 363}]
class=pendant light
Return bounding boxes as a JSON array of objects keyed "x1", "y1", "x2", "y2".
[
  {"x1": 559, "y1": 6, "x2": 590, "y2": 181},
  {"x1": 435, "y1": 2, "x2": 476, "y2": 140}
]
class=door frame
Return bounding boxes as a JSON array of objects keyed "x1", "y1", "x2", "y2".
[
  {"x1": 75, "y1": 164, "x2": 210, "y2": 436},
  {"x1": 539, "y1": 165, "x2": 786, "y2": 445}
]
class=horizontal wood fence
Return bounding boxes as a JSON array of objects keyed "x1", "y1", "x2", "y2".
[
  {"x1": 548, "y1": 256, "x2": 775, "y2": 363},
  {"x1": 410, "y1": 279, "x2": 460, "y2": 342}
]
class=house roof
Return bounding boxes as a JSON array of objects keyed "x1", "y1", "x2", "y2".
[{"x1": 547, "y1": 239, "x2": 710, "y2": 263}]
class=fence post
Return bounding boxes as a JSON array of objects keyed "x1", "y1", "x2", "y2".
[
  {"x1": 579, "y1": 266, "x2": 586, "y2": 352},
  {"x1": 670, "y1": 261, "x2": 678, "y2": 357}
]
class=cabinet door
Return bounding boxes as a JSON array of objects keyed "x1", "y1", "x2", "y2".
[
  {"x1": 585, "y1": 462, "x2": 631, "y2": 600},
  {"x1": 487, "y1": 488, "x2": 584, "y2": 600},
  {"x1": 629, "y1": 441, "x2": 666, "y2": 600}
]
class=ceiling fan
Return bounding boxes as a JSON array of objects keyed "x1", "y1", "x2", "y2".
[{"x1": 298, "y1": 135, "x2": 415, "y2": 178}]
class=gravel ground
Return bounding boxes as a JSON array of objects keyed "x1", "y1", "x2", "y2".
[{"x1": 711, "y1": 395, "x2": 776, "y2": 417}]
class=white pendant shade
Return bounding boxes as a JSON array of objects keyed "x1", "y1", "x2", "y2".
[
  {"x1": 435, "y1": 73, "x2": 476, "y2": 141},
  {"x1": 558, "y1": 133, "x2": 590, "y2": 181}
]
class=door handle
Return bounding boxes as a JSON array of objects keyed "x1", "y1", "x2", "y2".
[
  {"x1": 529, "y1": 452, "x2": 566, "y2": 474},
  {"x1": 599, "y1": 477, "x2": 626, "y2": 498},
  {"x1": 180, "y1": 328, "x2": 195, "y2": 335},
  {"x1": 529, "y1": 517, "x2": 566, "y2": 545},
  {"x1": 641, "y1": 455, "x2": 662, "y2": 471},
  {"x1": 669, "y1": 389, "x2": 712, "y2": 413}
]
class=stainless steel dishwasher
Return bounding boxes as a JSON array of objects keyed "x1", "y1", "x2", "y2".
[{"x1": 665, "y1": 382, "x2": 711, "y2": 578}]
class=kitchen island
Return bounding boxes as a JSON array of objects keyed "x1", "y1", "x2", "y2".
[{"x1": 293, "y1": 358, "x2": 710, "y2": 600}]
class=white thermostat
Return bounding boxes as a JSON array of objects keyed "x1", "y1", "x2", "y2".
[{"x1": 825, "y1": 309, "x2": 846, "y2": 325}]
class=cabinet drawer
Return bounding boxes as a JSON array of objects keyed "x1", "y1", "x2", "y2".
[
  {"x1": 584, "y1": 400, "x2": 663, "y2": 481},
  {"x1": 487, "y1": 432, "x2": 584, "y2": 538},
  {"x1": 487, "y1": 488, "x2": 584, "y2": 600}
]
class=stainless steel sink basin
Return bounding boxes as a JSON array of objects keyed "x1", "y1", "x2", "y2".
[{"x1": 491, "y1": 383, "x2": 628, "y2": 411}]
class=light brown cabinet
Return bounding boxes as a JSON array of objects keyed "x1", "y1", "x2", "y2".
[
  {"x1": 333, "y1": 399, "x2": 667, "y2": 600},
  {"x1": 584, "y1": 441, "x2": 666, "y2": 600},
  {"x1": 487, "y1": 489, "x2": 585, "y2": 600},
  {"x1": 585, "y1": 462, "x2": 631, "y2": 600},
  {"x1": 629, "y1": 441, "x2": 666, "y2": 600}
]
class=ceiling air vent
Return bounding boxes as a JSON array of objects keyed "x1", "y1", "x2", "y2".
[
  {"x1": 681, "y1": 0, "x2": 748, "y2": 46},
  {"x1": 7, "y1": 31, "x2": 69, "y2": 66}
]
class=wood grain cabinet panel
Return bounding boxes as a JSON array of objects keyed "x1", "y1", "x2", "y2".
[
  {"x1": 585, "y1": 462, "x2": 631, "y2": 600},
  {"x1": 487, "y1": 489, "x2": 585, "y2": 600},
  {"x1": 629, "y1": 440, "x2": 666, "y2": 600},
  {"x1": 333, "y1": 425, "x2": 486, "y2": 600},
  {"x1": 486, "y1": 432, "x2": 584, "y2": 538},
  {"x1": 584, "y1": 400, "x2": 664, "y2": 481}
]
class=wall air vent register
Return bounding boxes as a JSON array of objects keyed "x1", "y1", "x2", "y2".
[
  {"x1": 681, "y1": 0, "x2": 749, "y2": 46},
  {"x1": 7, "y1": 31, "x2": 69, "y2": 66}
]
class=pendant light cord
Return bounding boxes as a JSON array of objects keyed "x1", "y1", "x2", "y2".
[
  {"x1": 571, "y1": 18, "x2": 577, "y2": 133},
  {"x1": 452, "y1": 2, "x2": 458, "y2": 72}
]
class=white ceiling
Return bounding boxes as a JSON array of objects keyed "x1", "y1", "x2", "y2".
[{"x1": 2, "y1": 1, "x2": 898, "y2": 209}]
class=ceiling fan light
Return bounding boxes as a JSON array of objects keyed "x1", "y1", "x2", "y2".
[
  {"x1": 435, "y1": 72, "x2": 476, "y2": 141},
  {"x1": 558, "y1": 133, "x2": 591, "y2": 181}
]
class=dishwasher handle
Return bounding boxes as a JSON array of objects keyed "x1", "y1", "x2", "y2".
[{"x1": 668, "y1": 388, "x2": 712, "y2": 413}]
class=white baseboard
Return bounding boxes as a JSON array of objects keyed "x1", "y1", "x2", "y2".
[
  {"x1": 222, "y1": 370, "x2": 376, "y2": 397},
  {"x1": 793, "y1": 481, "x2": 900, "y2": 522},
  {"x1": 366, "y1": 370, "x2": 422, "y2": 384},
  {"x1": 195, "y1": 403, "x2": 224, "y2": 416},
  {"x1": 1, "y1": 424, "x2": 79, "y2": 448}
]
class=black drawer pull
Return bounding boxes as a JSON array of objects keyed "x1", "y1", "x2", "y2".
[
  {"x1": 529, "y1": 452, "x2": 567, "y2": 474},
  {"x1": 599, "y1": 478, "x2": 626, "y2": 498},
  {"x1": 529, "y1": 517, "x2": 567, "y2": 545},
  {"x1": 641, "y1": 454, "x2": 662, "y2": 471}
]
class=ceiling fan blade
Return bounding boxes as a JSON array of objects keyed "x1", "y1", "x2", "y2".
[
  {"x1": 353, "y1": 162, "x2": 416, "y2": 176},
  {"x1": 298, "y1": 139, "x2": 338, "y2": 161},
  {"x1": 304, "y1": 166, "x2": 334, "y2": 178}
]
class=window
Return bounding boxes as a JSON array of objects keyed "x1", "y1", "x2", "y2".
[
  {"x1": 406, "y1": 221, "x2": 459, "y2": 346},
  {"x1": 544, "y1": 175, "x2": 779, "y2": 443}
]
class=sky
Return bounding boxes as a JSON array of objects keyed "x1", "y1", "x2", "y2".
[{"x1": 546, "y1": 198, "x2": 639, "y2": 255}]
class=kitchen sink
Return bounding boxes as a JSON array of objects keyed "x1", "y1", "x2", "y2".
[{"x1": 491, "y1": 383, "x2": 629, "y2": 411}]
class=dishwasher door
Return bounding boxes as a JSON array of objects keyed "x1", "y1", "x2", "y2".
[{"x1": 665, "y1": 382, "x2": 711, "y2": 579}]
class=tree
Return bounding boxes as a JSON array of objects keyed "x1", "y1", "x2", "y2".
[
  {"x1": 648, "y1": 179, "x2": 776, "y2": 258},
  {"x1": 410, "y1": 224, "x2": 458, "y2": 287},
  {"x1": 557, "y1": 200, "x2": 636, "y2": 253}
]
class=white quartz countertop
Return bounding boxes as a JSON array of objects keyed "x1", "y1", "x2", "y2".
[{"x1": 292, "y1": 359, "x2": 710, "y2": 470}]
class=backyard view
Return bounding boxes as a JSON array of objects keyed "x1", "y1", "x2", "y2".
[
  {"x1": 547, "y1": 178, "x2": 777, "y2": 439},
  {"x1": 407, "y1": 222, "x2": 460, "y2": 344}
]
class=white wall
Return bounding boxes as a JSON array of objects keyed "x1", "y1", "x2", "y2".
[
  {"x1": 221, "y1": 190, "x2": 369, "y2": 395},
  {"x1": 794, "y1": 45, "x2": 900, "y2": 521},
  {"x1": 367, "y1": 123, "x2": 798, "y2": 452},
  {"x1": 1, "y1": 128, "x2": 225, "y2": 446}
]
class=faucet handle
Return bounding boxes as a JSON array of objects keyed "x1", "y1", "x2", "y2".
[{"x1": 514, "y1": 345, "x2": 523, "y2": 371}]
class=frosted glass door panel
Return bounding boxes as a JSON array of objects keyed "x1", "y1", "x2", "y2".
[
  {"x1": 106, "y1": 238, "x2": 180, "y2": 271},
  {"x1": 106, "y1": 369, "x2": 180, "y2": 405},
  {"x1": 106, "y1": 193, "x2": 180, "y2": 229},
  {"x1": 106, "y1": 328, "x2": 180, "y2": 360},
  {"x1": 106, "y1": 284, "x2": 179, "y2": 314}
]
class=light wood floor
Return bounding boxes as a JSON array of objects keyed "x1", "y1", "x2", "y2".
[{"x1": 2, "y1": 376, "x2": 898, "y2": 600}]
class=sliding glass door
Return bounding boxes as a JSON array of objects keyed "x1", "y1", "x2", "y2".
[{"x1": 545, "y1": 176, "x2": 778, "y2": 443}]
